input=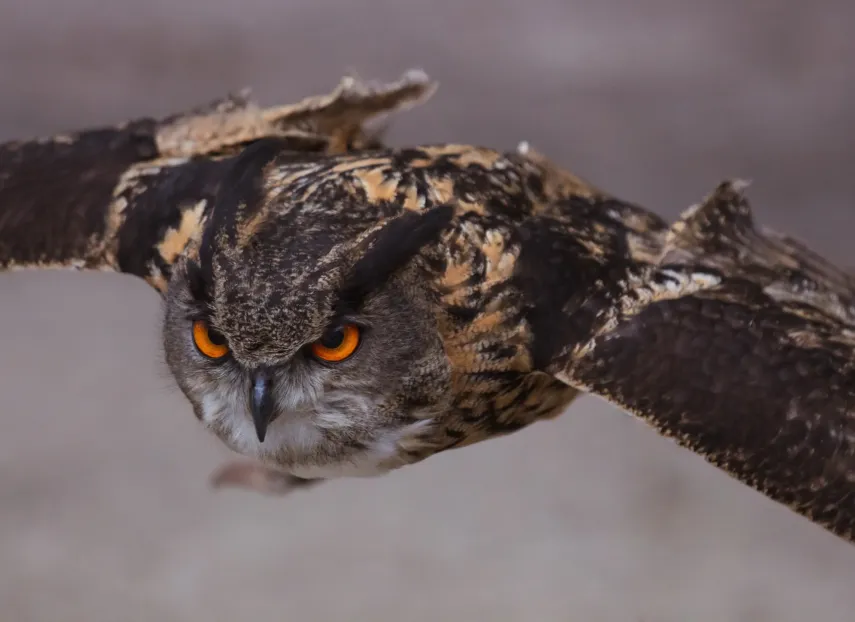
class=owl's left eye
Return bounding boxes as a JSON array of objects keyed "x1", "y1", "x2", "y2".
[
  {"x1": 192, "y1": 320, "x2": 230, "y2": 359},
  {"x1": 310, "y1": 324, "x2": 361, "y2": 363}
]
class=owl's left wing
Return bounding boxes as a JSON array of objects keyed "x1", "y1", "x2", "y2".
[
  {"x1": 0, "y1": 69, "x2": 434, "y2": 292},
  {"x1": 546, "y1": 181, "x2": 855, "y2": 544}
]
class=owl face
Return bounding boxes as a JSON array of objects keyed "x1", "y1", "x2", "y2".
[{"x1": 161, "y1": 195, "x2": 456, "y2": 480}]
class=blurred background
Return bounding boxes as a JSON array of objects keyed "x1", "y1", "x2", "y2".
[{"x1": 1, "y1": 1, "x2": 854, "y2": 620}]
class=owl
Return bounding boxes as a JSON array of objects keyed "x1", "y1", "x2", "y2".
[{"x1": 2, "y1": 70, "x2": 854, "y2": 545}]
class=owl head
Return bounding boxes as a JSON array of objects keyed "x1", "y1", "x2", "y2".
[{"x1": 161, "y1": 142, "x2": 456, "y2": 480}]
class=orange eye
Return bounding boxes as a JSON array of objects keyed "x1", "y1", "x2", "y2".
[
  {"x1": 310, "y1": 324, "x2": 361, "y2": 362},
  {"x1": 192, "y1": 320, "x2": 230, "y2": 359}
]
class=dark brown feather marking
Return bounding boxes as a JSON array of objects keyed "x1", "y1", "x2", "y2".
[
  {"x1": 116, "y1": 157, "x2": 228, "y2": 281},
  {"x1": 0, "y1": 121, "x2": 157, "y2": 270}
]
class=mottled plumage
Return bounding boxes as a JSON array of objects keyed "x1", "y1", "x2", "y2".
[{"x1": 2, "y1": 70, "x2": 854, "y2": 545}]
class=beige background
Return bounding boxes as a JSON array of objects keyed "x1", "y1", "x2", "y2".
[{"x1": 1, "y1": 1, "x2": 855, "y2": 620}]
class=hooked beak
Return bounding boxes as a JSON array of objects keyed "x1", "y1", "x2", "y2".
[{"x1": 250, "y1": 367, "x2": 276, "y2": 443}]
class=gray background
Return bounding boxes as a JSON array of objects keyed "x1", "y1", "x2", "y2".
[{"x1": 1, "y1": 1, "x2": 855, "y2": 620}]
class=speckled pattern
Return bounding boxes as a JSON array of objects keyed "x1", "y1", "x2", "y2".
[{"x1": 2, "y1": 1, "x2": 855, "y2": 620}]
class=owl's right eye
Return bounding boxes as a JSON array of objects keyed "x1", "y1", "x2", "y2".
[{"x1": 192, "y1": 320, "x2": 230, "y2": 359}]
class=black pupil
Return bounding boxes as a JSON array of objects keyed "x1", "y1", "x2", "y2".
[
  {"x1": 319, "y1": 327, "x2": 345, "y2": 349},
  {"x1": 208, "y1": 328, "x2": 227, "y2": 346}
]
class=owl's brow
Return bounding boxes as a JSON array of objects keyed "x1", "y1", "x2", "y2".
[{"x1": 334, "y1": 204, "x2": 454, "y2": 316}]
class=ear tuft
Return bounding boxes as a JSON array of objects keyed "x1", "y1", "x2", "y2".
[{"x1": 337, "y1": 204, "x2": 454, "y2": 312}]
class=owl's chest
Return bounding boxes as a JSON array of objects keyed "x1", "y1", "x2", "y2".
[{"x1": 438, "y1": 370, "x2": 580, "y2": 451}]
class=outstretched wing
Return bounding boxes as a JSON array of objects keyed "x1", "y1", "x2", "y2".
[
  {"x1": 0, "y1": 69, "x2": 435, "y2": 292},
  {"x1": 550, "y1": 181, "x2": 855, "y2": 543}
]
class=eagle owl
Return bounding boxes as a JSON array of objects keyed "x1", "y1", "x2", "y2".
[{"x1": 2, "y1": 70, "x2": 854, "y2": 544}]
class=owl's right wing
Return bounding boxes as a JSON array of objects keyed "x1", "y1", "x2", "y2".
[
  {"x1": 541, "y1": 180, "x2": 855, "y2": 543},
  {"x1": 0, "y1": 69, "x2": 435, "y2": 293}
]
